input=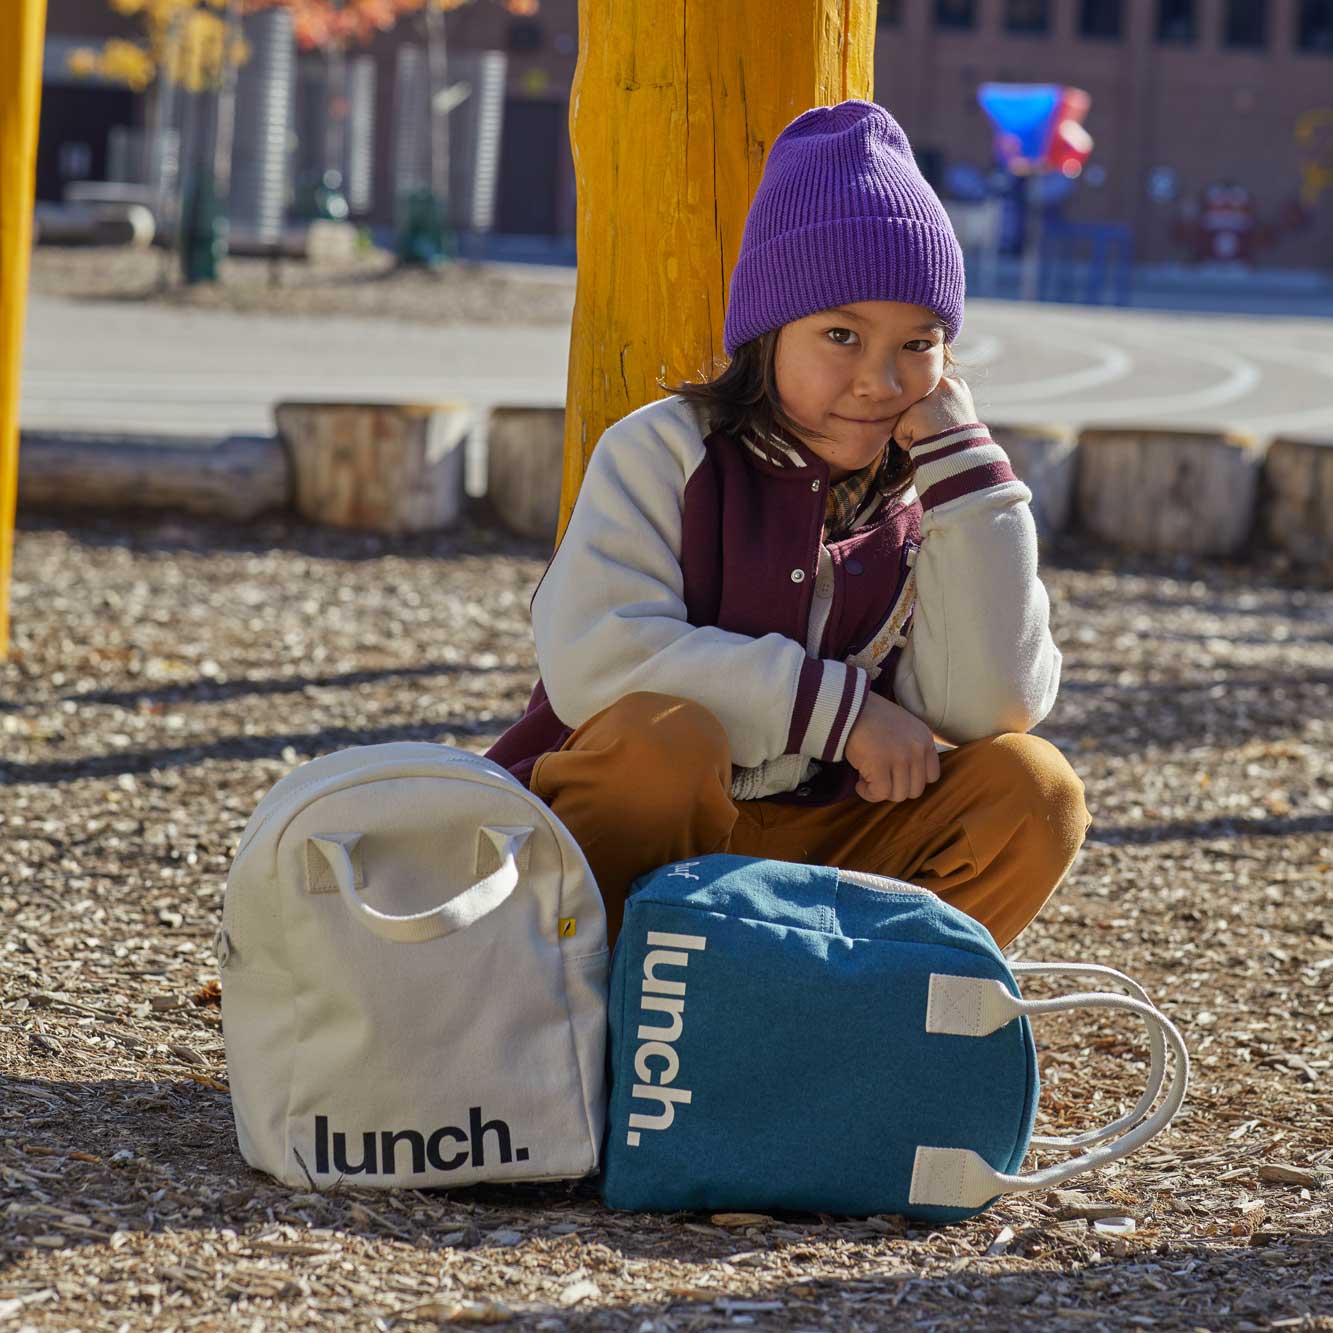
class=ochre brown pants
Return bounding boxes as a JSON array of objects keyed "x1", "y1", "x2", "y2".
[{"x1": 532, "y1": 692, "x2": 1092, "y2": 951}]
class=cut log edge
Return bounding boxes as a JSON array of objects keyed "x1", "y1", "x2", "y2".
[{"x1": 17, "y1": 432, "x2": 292, "y2": 523}]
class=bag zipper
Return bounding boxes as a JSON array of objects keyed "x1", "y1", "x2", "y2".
[{"x1": 837, "y1": 868, "x2": 932, "y2": 896}]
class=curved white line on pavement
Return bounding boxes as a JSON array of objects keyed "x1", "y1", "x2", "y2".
[
  {"x1": 1221, "y1": 365, "x2": 1333, "y2": 431},
  {"x1": 1224, "y1": 343, "x2": 1333, "y2": 433},
  {"x1": 988, "y1": 318, "x2": 1262, "y2": 415},
  {"x1": 977, "y1": 331, "x2": 1135, "y2": 402}
]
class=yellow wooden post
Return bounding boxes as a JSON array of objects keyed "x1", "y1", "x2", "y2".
[
  {"x1": 0, "y1": 0, "x2": 48, "y2": 658},
  {"x1": 561, "y1": 0, "x2": 875, "y2": 539}
]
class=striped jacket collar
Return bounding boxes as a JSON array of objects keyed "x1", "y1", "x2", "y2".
[
  {"x1": 740, "y1": 427, "x2": 916, "y2": 537},
  {"x1": 740, "y1": 428, "x2": 809, "y2": 470}
]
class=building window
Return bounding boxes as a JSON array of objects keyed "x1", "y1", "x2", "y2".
[
  {"x1": 1005, "y1": 0, "x2": 1049, "y2": 34},
  {"x1": 1156, "y1": 0, "x2": 1196, "y2": 43},
  {"x1": 1079, "y1": 0, "x2": 1122, "y2": 39},
  {"x1": 934, "y1": 0, "x2": 975, "y2": 29},
  {"x1": 1298, "y1": 0, "x2": 1333, "y2": 51},
  {"x1": 1224, "y1": 0, "x2": 1267, "y2": 47},
  {"x1": 877, "y1": 0, "x2": 904, "y2": 25}
]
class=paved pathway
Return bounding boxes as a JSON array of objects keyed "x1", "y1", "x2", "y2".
[
  {"x1": 20, "y1": 293, "x2": 1333, "y2": 443},
  {"x1": 19, "y1": 296, "x2": 569, "y2": 439}
]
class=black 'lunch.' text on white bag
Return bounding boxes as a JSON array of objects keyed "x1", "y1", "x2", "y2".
[{"x1": 219, "y1": 742, "x2": 608, "y2": 1190}]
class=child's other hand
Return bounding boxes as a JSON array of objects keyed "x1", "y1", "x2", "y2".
[
  {"x1": 843, "y1": 693, "x2": 941, "y2": 803},
  {"x1": 890, "y1": 375, "x2": 978, "y2": 452}
]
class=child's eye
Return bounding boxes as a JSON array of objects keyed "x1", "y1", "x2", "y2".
[
  {"x1": 825, "y1": 327, "x2": 859, "y2": 346},
  {"x1": 905, "y1": 339, "x2": 937, "y2": 353}
]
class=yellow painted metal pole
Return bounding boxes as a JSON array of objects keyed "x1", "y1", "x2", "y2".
[
  {"x1": 562, "y1": 0, "x2": 876, "y2": 540},
  {"x1": 1, "y1": 0, "x2": 48, "y2": 658}
]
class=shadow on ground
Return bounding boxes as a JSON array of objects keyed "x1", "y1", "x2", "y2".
[
  {"x1": 0, "y1": 715, "x2": 521, "y2": 786},
  {"x1": 2, "y1": 1076, "x2": 1328, "y2": 1331},
  {"x1": 15, "y1": 508, "x2": 553, "y2": 564}
]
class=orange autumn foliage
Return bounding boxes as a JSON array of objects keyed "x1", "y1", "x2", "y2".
[
  {"x1": 246, "y1": 0, "x2": 540, "y2": 50},
  {"x1": 72, "y1": 0, "x2": 542, "y2": 92}
]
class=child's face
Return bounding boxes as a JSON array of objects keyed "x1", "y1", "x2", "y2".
[{"x1": 773, "y1": 300, "x2": 947, "y2": 481}]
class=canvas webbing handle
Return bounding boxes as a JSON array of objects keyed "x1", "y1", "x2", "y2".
[
  {"x1": 910, "y1": 977, "x2": 1189, "y2": 1211},
  {"x1": 308, "y1": 826, "x2": 531, "y2": 943},
  {"x1": 1009, "y1": 962, "x2": 1166, "y2": 1150}
]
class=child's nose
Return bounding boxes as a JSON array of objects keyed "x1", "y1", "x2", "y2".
[{"x1": 858, "y1": 360, "x2": 902, "y2": 398}]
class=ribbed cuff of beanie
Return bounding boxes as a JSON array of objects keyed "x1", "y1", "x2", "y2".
[
  {"x1": 909, "y1": 424, "x2": 1016, "y2": 511},
  {"x1": 723, "y1": 216, "x2": 965, "y2": 356}
]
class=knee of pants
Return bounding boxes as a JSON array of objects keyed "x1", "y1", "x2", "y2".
[
  {"x1": 591, "y1": 692, "x2": 732, "y2": 820},
  {"x1": 985, "y1": 732, "x2": 1091, "y2": 866}
]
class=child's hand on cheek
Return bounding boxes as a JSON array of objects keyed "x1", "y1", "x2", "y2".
[{"x1": 891, "y1": 375, "x2": 978, "y2": 453}]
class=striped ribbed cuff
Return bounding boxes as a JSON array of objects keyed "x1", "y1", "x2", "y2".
[
  {"x1": 910, "y1": 424, "x2": 1016, "y2": 511},
  {"x1": 787, "y1": 658, "x2": 869, "y2": 764}
]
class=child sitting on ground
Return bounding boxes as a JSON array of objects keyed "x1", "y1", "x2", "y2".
[{"x1": 487, "y1": 99, "x2": 1091, "y2": 949}]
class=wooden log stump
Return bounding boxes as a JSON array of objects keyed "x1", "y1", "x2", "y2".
[
  {"x1": 1261, "y1": 435, "x2": 1333, "y2": 564},
  {"x1": 18, "y1": 432, "x2": 290, "y2": 521},
  {"x1": 275, "y1": 402, "x2": 470, "y2": 534},
  {"x1": 1075, "y1": 427, "x2": 1263, "y2": 557},
  {"x1": 486, "y1": 407, "x2": 564, "y2": 543},
  {"x1": 989, "y1": 423, "x2": 1077, "y2": 537}
]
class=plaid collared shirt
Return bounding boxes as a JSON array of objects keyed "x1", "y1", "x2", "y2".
[{"x1": 824, "y1": 447, "x2": 893, "y2": 541}]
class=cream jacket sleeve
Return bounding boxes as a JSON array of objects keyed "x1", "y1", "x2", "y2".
[
  {"x1": 892, "y1": 424, "x2": 1062, "y2": 742},
  {"x1": 532, "y1": 398, "x2": 868, "y2": 769}
]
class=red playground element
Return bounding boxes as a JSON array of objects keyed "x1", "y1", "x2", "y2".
[
  {"x1": 1044, "y1": 87, "x2": 1094, "y2": 179},
  {"x1": 979, "y1": 83, "x2": 1094, "y2": 178}
]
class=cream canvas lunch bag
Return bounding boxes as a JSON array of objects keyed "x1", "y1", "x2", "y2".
[{"x1": 219, "y1": 742, "x2": 608, "y2": 1190}]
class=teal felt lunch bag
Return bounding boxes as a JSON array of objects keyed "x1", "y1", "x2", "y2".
[{"x1": 600, "y1": 854, "x2": 1188, "y2": 1222}]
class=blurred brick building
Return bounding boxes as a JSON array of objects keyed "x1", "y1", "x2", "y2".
[
  {"x1": 36, "y1": 0, "x2": 1333, "y2": 271},
  {"x1": 39, "y1": 0, "x2": 580, "y2": 249},
  {"x1": 876, "y1": 0, "x2": 1333, "y2": 269}
]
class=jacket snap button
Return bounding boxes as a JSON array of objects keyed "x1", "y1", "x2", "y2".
[
  {"x1": 811, "y1": 479, "x2": 821, "y2": 492},
  {"x1": 790, "y1": 569, "x2": 806, "y2": 583},
  {"x1": 845, "y1": 558, "x2": 864, "y2": 575}
]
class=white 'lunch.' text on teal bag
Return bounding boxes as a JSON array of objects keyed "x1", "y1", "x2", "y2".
[
  {"x1": 601, "y1": 855, "x2": 1188, "y2": 1222},
  {"x1": 220, "y1": 742, "x2": 608, "y2": 1190}
]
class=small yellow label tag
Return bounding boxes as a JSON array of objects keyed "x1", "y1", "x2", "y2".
[{"x1": 558, "y1": 918, "x2": 577, "y2": 938}]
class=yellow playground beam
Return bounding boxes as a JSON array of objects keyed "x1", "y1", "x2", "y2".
[
  {"x1": 561, "y1": 0, "x2": 876, "y2": 541},
  {"x1": 1, "y1": 0, "x2": 48, "y2": 658}
]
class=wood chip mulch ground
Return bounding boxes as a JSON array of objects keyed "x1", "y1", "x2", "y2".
[{"x1": 1, "y1": 511, "x2": 1330, "y2": 1331}]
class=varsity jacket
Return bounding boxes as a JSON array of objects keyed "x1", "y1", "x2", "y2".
[{"x1": 486, "y1": 394, "x2": 1061, "y2": 805}]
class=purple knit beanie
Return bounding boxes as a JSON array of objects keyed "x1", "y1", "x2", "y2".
[{"x1": 723, "y1": 100, "x2": 965, "y2": 355}]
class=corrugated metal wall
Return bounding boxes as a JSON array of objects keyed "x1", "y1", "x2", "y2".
[
  {"x1": 230, "y1": 6, "x2": 294, "y2": 243},
  {"x1": 392, "y1": 45, "x2": 507, "y2": 232},
  {"x1": 346, "y1": 54, "x2": 376, "y2": 215}
]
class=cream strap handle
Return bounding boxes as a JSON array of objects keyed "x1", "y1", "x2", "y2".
[
  {"x1": 1009, "y1": 962, "x2": 1166, "y2": 1150},
  {"x1": 308, "y1": 827, "x2": 531, "y2": 944},
  {"x1": 909, "y1": 975, "x2": 1189, "y2": 1212}
]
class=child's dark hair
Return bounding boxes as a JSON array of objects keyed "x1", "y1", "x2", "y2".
[{"x1": 665, "y1": 334, "x2": 959, "y2": 505}]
